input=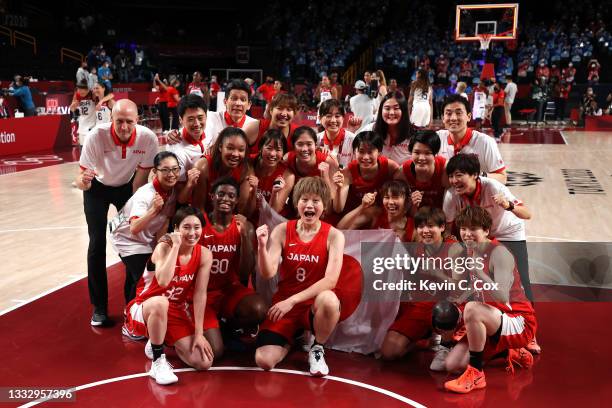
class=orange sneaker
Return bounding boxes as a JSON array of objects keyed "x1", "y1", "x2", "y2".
[
  {"x1": 444, "y1": 365, "x2": 486, "y2": 393},
  {"x1": 506, "y1": 347, "x2": 534, "y2": 374},
  {"x1": 526, "y1": 337, "x2": 541, "y2": 355}
]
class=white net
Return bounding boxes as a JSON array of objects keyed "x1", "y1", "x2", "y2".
[{"x1": 478, "y1": 34, "x2": 493, "y2": 50}]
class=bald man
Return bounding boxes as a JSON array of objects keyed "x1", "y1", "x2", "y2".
[{"x1": 77, "y1": 99, "x2": 159, "y2": 327}]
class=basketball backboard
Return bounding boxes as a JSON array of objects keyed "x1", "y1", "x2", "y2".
[{"x1": 455, "y1": 3, "x2": 519, "y2": 41}]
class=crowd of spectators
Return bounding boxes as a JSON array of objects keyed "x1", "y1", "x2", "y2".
[{"x1": 262, "y1": 0, "x2": 389, "y2": 80}]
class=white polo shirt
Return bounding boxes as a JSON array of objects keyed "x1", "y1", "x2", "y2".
[
  {"x1": 203, "y1": 111, "x2": 256, "y2": 152},
  {"x1": 437, "y1": 128, "x2": 506, "y2": 175},
  {"x1": 109, "y1": 180, "x2": 177, "y2": 256},
  {"x1": 166, "y1": 128, "x2": 205, "y2": 181},
  {"x1": 80, "y1": 123, "x2": 158, "y2": 187},
  {"x1": 362, "y1": 122, "x2": 411, "y2": 164},
  {"x1": 443, "y1": 177, "x2": 525, "y2": 240},
  {"x1": 316, "y1": 128, "x2": 355, "y2": 168}
]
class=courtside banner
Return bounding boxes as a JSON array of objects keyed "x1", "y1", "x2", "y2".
[{"x1": 0, "y1": 115, "x2": 71, "y2": 156}]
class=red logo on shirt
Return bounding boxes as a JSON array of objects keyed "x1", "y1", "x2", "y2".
[{"x1": 131, "y1": 150, "x2": 147, "y2": 155}]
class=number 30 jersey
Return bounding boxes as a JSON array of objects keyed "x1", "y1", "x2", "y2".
[
  {"x1": 274, "y1": 220, "x2": 331, "y2": 302},
  {"x1": 132, "y1": 244, "x2": 202, "y2": 306},
  {"x1": 199, "y1": 214, "x2": 241, "y2": 291}
]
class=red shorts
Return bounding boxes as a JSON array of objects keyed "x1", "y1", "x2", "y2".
[
  {"x1": 124, "y1": 300, "x2": 195, "y2": 346},
  {"x1": 259, "y1": 299, "x2": 314, "y2": 344},
  {"x1": 484, "y1": 312, "x2": 537, "y2": 358},
  {"x1": 204, "y1": 282, "x2": 255, "y2": 330},
  {"x1": 388, "y1": 302, "x2": 434, "y2": 341},
  {"x1": 259, "y1": 253, "x2": 363, "y2": 344}
]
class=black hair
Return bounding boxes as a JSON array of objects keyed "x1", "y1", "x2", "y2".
[
  {"x1": 352, "y1": 130, "x2": 384, "y2": 152},
  {"x1": 225, "y1": 79, "x2": 252, "y2": 98},
  {"x1": 210, "y1": 176, "x2": 241, "y2": 197},
  {"x1": 414, "y1": 206, "x2": 446, "y2": 228},
  {"x1": 318, "y1": 99, "x2": 346, "y2": 116},
  {"x1": 211, "y1": 127, "x2": 249, "y2": 174},
  {"x1": 442, "y1": 93, "x2": 471, "y2": 114},
  {"x1": 154, "y1": 151, "x2": 179, "y2": 168},
  {"x1": 373, "y1": 91, "x2": 414, "y2": 146},
  {"x1": 445, "y1": 153, "x2": 480, "y2": 176},
  {"x1": 256, "y1": 128, "x2": 288, "y2": 169},
  {"x1": 172, "y1": 206, "x2": 205, "y2": 229},
  {"x1": 291, "y1": 126, "x2": 317, "y2": 147},
  {"x1": 380, "y1": 179, "x2": 410, "y2": 198},
  {"x1": 408, "y1": 129, "x2": 441, "y2": 156},
  {"x1": 177, "y1": 94, "x2": 208, "y2": 118}
]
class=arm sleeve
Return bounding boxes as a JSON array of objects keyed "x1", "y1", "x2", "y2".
[
  {"x1": 129, "y1": 188, "x2": 152, "y2": 218},
  {"x1": 482, "y1": 137, "x2": 506, "y2": 173},
  {"x1": 442, "y1": 190, "x2": 458, "y2": 223},
  {"x1": 79, "y1": 131, "x2": 99, "y2": 171}
]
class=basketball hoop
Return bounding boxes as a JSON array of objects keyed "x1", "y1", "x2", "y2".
[{"x1": 478, "y1": 34, "x2": 493, "y2": 51}]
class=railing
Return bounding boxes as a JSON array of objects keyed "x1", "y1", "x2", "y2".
[
  {"x1": 342, "y1": 46, "x2": 373, "y2": 90},
  {"x1": 60, "y1": 48, "x2": 84, "y2": 64},
  {"x1": 13, "y1": 30, "x2": 36, "y2": 54},
  {"x1": 0, "y1": 25, "x2": 13, "y2": 46}
]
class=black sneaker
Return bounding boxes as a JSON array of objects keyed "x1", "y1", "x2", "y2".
[{"x1": 91, "y1": 309, "x2": 112, "y2": 327}]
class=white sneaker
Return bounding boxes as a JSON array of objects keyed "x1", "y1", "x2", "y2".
[
  {"x1": 429, "y1": 345, "x2": 450, "y2": 371},
  {"x1": 149, "y1": 354, "x2": 178, "y2": 385},
  {"x1": 145, "y1": 339, "x2": 153, "y2": 360},
  {"x1": 429, "y1": 333, "x2": 442, "y2": 351},
  {"x1": 308, "y1": 344, "x2": 329, "y2": 377}
]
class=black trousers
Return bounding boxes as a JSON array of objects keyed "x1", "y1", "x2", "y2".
[
  {"x1": 119, "y1": 253, "x2": 151, "y2": 304},
  {"x1": 499, "y1": 240, "x2": 533, "y2": 302},
  {"x1": 169, "y1": 106, "x2": 179, "y2": 130},
  {"x1": 158, "y1": 101, "x2": 170, "y2": 131},
  {"x1": 84, "y1": 178, "x2": 132, "y2": 311},
  {"x1": 492, "y1": 106, "x2": 505, "y2": 138}
]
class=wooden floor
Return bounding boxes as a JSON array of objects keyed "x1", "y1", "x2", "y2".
[{"x1": 1, "y1": 130, "x2": 611, "y2": 312}]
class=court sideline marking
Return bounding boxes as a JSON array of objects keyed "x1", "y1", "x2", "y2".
[{"x1": 19, "y1": 367, "x2": 426, "y2": 408}]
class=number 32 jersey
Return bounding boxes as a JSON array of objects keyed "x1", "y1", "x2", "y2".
[
  {"x1": 132, "y1": 244, "x2": 202, "y2": 306},
  {"x1": 199, "y1": 214, "x2": 242, "y2": 291},
  {"x1": 275, "y1": 220, "x2": 331, "y2": 302}
]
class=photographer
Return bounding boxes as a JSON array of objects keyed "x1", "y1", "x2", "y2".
[{"x1": 8, "y1": 76, "x2": 37, "y2": 117}]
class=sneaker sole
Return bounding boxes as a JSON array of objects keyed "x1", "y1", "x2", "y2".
[
  {"x1": 90, "y1": 320, "x2": 103, "y2": 326},
  {"x1": 309, "y1": 370, "x2": 328, "y2": 377},
  {"x1": 445, "y1": 381, "x2": 486, "y2": 393},
  {"x1": 149, "y1": 373, "x2": 178, "y2": 385}
]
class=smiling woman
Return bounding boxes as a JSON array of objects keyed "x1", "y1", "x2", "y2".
[{"x1": 109, "y1": 151, "x2": 181, "y2": 309}]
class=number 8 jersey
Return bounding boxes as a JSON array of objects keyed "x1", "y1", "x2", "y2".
[
  {"x1": 199, "y1": 213, "x2": 242, "y2": 291},
  {"x1": 274, "y1": 220, "x2": 331, "y2": 302}
]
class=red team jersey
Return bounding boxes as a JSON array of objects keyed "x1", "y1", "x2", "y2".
[
  {"x1": 401, "y1": 155, "x2": 447, "y2": 209},
  {"x1": 476, "y1": 240, "x2": 534, "y2": 315},
  {"x1": 204, "y1": 155, "x2": 244, "y2": 193},
  {"x1": 274, "y1": 220, "x2": 331, "y2": 303},
  {"x1": 199, "y1": 214, "x2": 241, "y2": 291},
  {"x1": 250, "y1": 119, "x2": 298, "y2": 155},
  {"x1": 345, "y1": 156, "x2": 390, "y2": 212},
  {"x1": 131, "y1": 244, "x2": 202, "y2": 307},
  {"x1": 373, "y1": 212, "x2": 415, "y2": 242},
  {"x1": 286, "y1": 150, "x2": 329, "y2": 183}
]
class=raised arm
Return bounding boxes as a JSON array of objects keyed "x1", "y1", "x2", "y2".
[{"x1": 256, "y1": 223, "x2": 286, "y2": 280}]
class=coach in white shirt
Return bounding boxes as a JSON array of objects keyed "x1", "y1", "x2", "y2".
[
  {"x1": 504, "y1": 75, "x2": 518, "y2": 125},
  {"x1": 443, "y1": 153, "x2": 533, "y2": 301},
  {"x1": 437, "y1": 94, "x2": 507, "y2": 184},
  {"x1": 76, "y1": 99, "x2": 159, "y2": 327}
]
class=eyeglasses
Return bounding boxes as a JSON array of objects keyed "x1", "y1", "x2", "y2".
[{"x1": 156, "y1": 166, "x2": 181, "y2": 175}]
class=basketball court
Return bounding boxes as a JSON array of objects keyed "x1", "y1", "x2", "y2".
[{"x1": 2, "y1": 2, "x2": 612, "y2": 406}]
